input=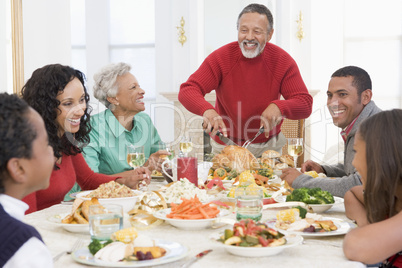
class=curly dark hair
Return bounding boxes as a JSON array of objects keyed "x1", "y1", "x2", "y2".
[
  {"x1": 0, "y1": 93, "x2": 37, "y2": 193},
  {"x1": 21, "y1": 64, "x2": 92, "y2": 160}
]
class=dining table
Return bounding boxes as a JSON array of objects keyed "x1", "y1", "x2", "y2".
[{"x1": 24, "y1": 180, "x2": 366, "y2": 268}]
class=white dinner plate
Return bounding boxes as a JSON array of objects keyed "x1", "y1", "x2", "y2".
[
  {"x1": 274, "y1": 196, "x2": 344, "y2": 213},
  {"x1": 153, "y1": 208, "x2": 230, "y2": 230},
  {"x1": 47, "y1": 213, "x2": 89, "y2": 233},
  {"x1": 71, "y1": 239, "x2": 188, "y2": 267},
  {"x1": 211, "y1": 233, "x2": 303, "y2": 257},
  {"x1": 267, "y1": 216, "x2": 354, "y2": 237}
]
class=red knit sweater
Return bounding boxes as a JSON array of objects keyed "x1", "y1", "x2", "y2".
[
  {"x1": 179, "y1": 42, "x2": 313, "y2": 145},
  {"x1": 23, "y1": 153, "x2": 117, "y2": 214}
]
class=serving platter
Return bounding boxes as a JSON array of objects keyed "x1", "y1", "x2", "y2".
[{"x1": 71, "y1": 239, "x2": 188, "y2": 267}]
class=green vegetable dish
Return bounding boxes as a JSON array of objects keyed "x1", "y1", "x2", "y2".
[
  {"x1": 88, "y1": 239, "x2": 113, "y2": 255},
  {"x1": 286, "y1": 187, "x2": 335, "y2": 204}
]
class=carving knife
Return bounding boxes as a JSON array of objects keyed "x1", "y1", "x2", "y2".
[
  {"x1": 180, "y1": 249, "x2": 212, "y2": 268},
  {"x1": 216, "y1": 130, "x2": 237, "y2": 146}
]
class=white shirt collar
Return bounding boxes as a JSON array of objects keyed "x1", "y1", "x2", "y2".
[{"x1": 0, "y1": 194, "x2": 29, "y2": 220}]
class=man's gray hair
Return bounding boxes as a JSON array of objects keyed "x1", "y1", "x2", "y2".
[
  {"x1": 236, "y1": 3, "x2": 274, "y2": 32},
  {"x1": 93, "y1": 62, "x2": 131, "y2": 107}
]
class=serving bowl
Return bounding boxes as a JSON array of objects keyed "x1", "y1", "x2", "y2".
[
  {"x1": 154, "y1": 208, "x2": 230, "y2": 230},
  {"x1": 76, "y1": 190, "x2": 142, "y2": 213},
  {"x1": 274, "y1": 196, "x2": 344, "y2": 213},
  {"x1": 212, "y1": 233, "x2": 303, "y2": 257}
]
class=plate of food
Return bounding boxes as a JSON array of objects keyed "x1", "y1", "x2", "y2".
[
  {"x1": 72, "y1": 238, "x2": 188, "y2": 267},
  {"x1": 274, "y1": 187, "x2": 343, "y2": 213},
  {"x1": 153, "y1": 197, "x2": 230, "y2": 230},
  {"x1": 269, "y1": 208, "x2": 353, "y2": 237},
  {"x1": 47, "y1": 197, "x2": 101, "y2": 233},
  {"x1": 151, "y1": 170, "x2": 165, "y2": 182},
  {"x1": 212, "y1": 219, "x2": 303, "y2": 257},
  {"x1": 48, "y1": 213, "x2": 89, "y2": 233}
]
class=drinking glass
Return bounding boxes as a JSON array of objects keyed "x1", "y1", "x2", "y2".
[
  {"x1": 235, "y1": 187, "x2": 263, "y2": 222},
  {"x1": 126, "y1": 145, "x2": 145, "y2": 169},
  {"x1": 287, "y1": 138, "x2": 304, "y2": 168},
  {"x1": 179, "y1": 136, "x2": 193, "y2": 157},
  {"x1": 89, "y1": 204, "x2": 123, "y2": 241},
  {"x1": 158, "y1": 142, "x2": 175, "y2": 161}
]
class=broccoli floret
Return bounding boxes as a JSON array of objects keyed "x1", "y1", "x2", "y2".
[
  {"x1": 286, "y1": 188, "x2": 310, "y2": 202},
  {"x1": 257, "y1": 168, "x2": 273, "y2": 179},
  {"x1": 295, "y1": 206, "x2": 307, "y2": 218},
  {"x1": 88, "y1": 239, "x2": 112, "y2": 255},
  {"x1": 286, "y1": 187, "x2": 334, "y2": 204},
  {"x1": 227, "y1": 169, "x2": 239, "y2": 180}
]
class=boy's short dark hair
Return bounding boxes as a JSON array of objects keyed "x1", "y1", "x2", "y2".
[{"x1": 0, "y1": 93, "x2": 37, "y2": 192}]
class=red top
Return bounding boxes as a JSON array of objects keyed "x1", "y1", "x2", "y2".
[
  {"x1": 179, "y1": 42, "x2": 312, "y2": 145},
  {"x1": 23, "y1": 153, "x2": 118, "y2": 214}
]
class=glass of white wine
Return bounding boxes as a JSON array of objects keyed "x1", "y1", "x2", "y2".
[
  {"x1": 287, "y1": 138, "x2": 304, "y2": 168},
  {"x1": 126, "y1": 145, "x2": 145, "y2": 169},
  {"x1": 179, "y1": 136, "x2": 193, "y2": 157}
]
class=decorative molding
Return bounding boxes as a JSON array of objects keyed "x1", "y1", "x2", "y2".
[{"x1": 11, "y1": 0, "x2": 24, "y2": 95}]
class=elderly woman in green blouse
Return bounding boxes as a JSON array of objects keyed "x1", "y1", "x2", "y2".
[
  {"x1": 84, "y1": 62, "x2": 169, "y2": 174},
  {"x1": 64, "y1": 63, "x2": 168, "y2": 200}
]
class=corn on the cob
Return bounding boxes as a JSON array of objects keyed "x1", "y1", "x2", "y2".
[
  {"x1": 238, "y1": 170, "x2": 255, "y2": 186},
  {"x1": 111, "y1": 227, "x2": 138, "y2": 243},
  {"x1": 304, "y1": 171, "x2": 319, "y2": 178},
  {"x1": 276, "y1": 208, "x2": 300, "y2": 223}
]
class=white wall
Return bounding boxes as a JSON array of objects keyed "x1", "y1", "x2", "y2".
[{"x1": 22, "y1": 0, "x2": 72, "y2": 80}]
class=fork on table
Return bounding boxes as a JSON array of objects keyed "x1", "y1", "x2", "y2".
[{"x1": 53, "y1": 237, "x2": 84, "y2": 262}]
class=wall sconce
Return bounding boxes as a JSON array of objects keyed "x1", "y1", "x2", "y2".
[
  {"x1": 176, "y1": 16, "x2": 187, "y2": 46},
  {"x1": 296, "y1": 11, "x2": 305, "y2": 42}
]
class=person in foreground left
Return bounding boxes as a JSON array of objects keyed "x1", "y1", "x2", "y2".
[
  {"x1": 0, "y1": 93, "x2": 54, "y2": 267},
  {"x1": 343, "y1": 109, "x2": 402, "y2": 267},
  {"x1": 21, "y1": 64, "x2": 151, "y2": 214}
]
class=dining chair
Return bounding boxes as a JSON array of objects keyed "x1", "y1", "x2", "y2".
[{"x1": 281, "y1": 118, "x2": 305, "y2": 167}]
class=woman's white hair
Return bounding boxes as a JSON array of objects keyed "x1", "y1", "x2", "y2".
[{"x1": 93, "y1": 62, "x2": 131, "y2": 107}]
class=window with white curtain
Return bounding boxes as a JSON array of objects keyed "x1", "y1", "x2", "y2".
[
  {"x1": 70, "y1": 0, "x2": 156, "y2": 100},
  {"x1": 343, "y1": 0, "x2": 402, "y2": 109}
]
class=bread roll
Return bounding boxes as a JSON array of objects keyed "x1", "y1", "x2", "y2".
[
  {"x1": 279, "y1": 155, "x2": 294, "y2": 168},
  {"x1": 261, "y1": 150, "x2": 281, "y2": 159}
]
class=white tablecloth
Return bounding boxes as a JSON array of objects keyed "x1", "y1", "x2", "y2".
[{"x1": 24, "y1": 188, "x2": 365, "y2": 268}]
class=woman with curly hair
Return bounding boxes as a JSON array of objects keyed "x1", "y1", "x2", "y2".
[
  {"x1": 21, "y1": 64, "x2": 150, "y2": 213},
  {"x1": 343, "y1": 109, "x2": 402, "y2": 267}
]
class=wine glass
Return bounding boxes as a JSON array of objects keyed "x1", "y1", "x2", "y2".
[
  {"x1": 157, "y1": 141, "x2": 175, "y2": 160},
  {"x1": 179, "y1": 136, "x2": 193, "y2": 157},
  {"x1": 126, "y1": 145, "x2": 145, "y2": 169},
  {"x1": 287, "y1": 138, "x2": 304, "y2": 168}
]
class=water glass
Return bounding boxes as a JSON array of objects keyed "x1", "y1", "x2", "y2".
[
  {"x1": 89, "y1": 204, "x2": 123, "y2": 241},
  {"x1": 235, "y1": 187, "x2": 263, "y2": 222}
]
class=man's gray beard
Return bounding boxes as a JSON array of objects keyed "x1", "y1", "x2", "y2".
[{"x1": 240, "y1": 42, "x2": 262, "y2": 58}]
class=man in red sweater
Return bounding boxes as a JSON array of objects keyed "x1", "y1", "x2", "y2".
[{"x1": 179, "y1": 3, "x2": 313, "y2": 157}]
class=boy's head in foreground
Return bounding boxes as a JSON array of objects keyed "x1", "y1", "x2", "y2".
[{"x1": 0, "y1": 93, "x2": 54, "y2": 199}]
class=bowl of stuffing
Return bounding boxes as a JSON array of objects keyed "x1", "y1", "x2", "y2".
[{"x1": 76, "y1": 181, "x2": 142, "y2": 213}]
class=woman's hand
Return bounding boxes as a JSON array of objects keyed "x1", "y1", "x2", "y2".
[
  {"x1": 145, "y1": 150, "x2": 170, "y2": 172},
  {"x1": 115, "y1": 167, "x2": 151, "y2": 189}
]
